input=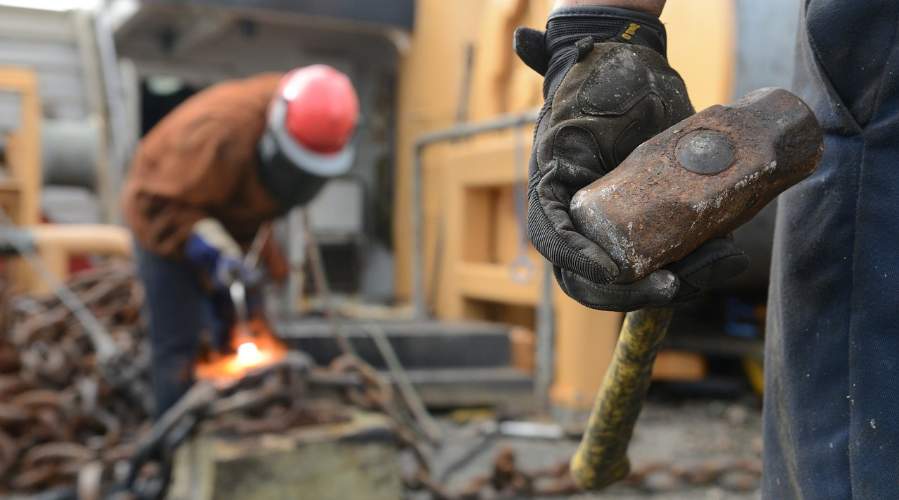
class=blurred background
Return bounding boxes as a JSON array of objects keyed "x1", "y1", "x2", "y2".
[{"x1": 0, "y1": 0, "x2": 801, "y2": 498}]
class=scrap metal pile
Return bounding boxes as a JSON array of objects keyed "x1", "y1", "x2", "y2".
[
  {"x1": 0, "y1": 264, "x2": 367, "y2": 499},
  {"x1": 0, "y1": 264, "x2": 761, "y2": 499},
  {"x1": 0, "y1": 264, "x2": 559, "y2": 499},
  {"x1": 1, "y1": 264, "x2": 149, "y2": 496}
]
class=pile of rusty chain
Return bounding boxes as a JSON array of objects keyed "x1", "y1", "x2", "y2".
[
  {"x1": 407, "y1": 443, "x2": 760, "y2": 499},
  {"x1": 0, "y1": 264, "x2": 150, "y2": 496},
  {"x1": 622, "y1": 457, "x2": 762, "y2": 493},
  {"x1": 0, "y1": 264, "x2": 371, "y2": 499},
  {"x1": 459, "y1": 450, "x2": 761, "y2": 497}
]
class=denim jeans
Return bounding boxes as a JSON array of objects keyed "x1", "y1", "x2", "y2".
[{"x1": 134, "y1": 243, "x2": 211, "y2": 417}]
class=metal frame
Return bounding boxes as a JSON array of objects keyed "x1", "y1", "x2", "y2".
[
  {"x1": 410, "y1": 109, "x2": 539, "y2": 320},
  {"x1": 410, "y1": 109, "x2": 561, "y2": 408}
]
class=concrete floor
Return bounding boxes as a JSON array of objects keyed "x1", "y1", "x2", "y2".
[{"x1": 428, "y1": 399, "x2": 762, "y2": 499}]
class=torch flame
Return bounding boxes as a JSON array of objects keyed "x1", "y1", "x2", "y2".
[
  {"x1": 196, "y1": 319, "x2": 287, "y2": 383},
  {"x1": 236, "y1": 341, "x2": 263, "y2": 366}
]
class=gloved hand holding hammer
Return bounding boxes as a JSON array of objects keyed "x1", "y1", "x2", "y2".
[
  {"x1": 515, "y1": 3, "x2": 749, "y2": 311},
  {"x1": 516, "y1": 0, "x2": 824, "y2": 493}
]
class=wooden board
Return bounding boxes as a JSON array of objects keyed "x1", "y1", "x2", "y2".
[
  {"x1": 393, "y1": 0, "x2": 487, "y2": 301},
  {"x1": 0, "y1": 67, "x2": 41, "y2": 225}
]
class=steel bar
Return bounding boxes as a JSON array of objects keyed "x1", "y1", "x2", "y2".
[
  {"x1": 534, "y1": 261, "x2": 555, "y2": 412},
  {"x1": 301, "y1": 208, "x2": 356, "y2": 356},
  {"x1": 361, "y1": 322, "x2": 442, "y2": 443}
]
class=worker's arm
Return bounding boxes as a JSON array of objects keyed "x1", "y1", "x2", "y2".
[
  {"x1": 553, "y1": 0, "x2": 666, "y2": 17},
  {"x1": 515, "y1": 2, "x2": 747, "y2": 311}
]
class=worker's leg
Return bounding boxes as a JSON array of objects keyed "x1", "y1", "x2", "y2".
[
  {"x1": 135, "y1": 243, "x2": 206, "y2": 417},
  {"x1": 765, "y1": 1, "x2": 899, "y2": 498}
]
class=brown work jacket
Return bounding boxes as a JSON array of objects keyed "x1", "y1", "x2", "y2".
[{"x1": 122, "y1": 73, "x2": 285, "y2": 261}]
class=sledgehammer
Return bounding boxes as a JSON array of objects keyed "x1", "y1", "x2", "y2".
[{"x1": 567, "y1": 88, "x2": 823, "y2": 490}]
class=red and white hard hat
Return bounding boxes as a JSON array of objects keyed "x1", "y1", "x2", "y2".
[{"x1": 266, "y1": 65, "x2": 359, "y2": 177}]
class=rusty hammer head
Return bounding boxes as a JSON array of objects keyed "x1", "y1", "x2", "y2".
[{"x1": 570, "y1": 87, "x2": 823, "y2": 283}]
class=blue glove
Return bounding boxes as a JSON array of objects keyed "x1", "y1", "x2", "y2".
[
  {"x1": 184, "y1": 232, "x2": 220, "y2": 274},
  {"x1": 184, "y1": 233, "x2": 252, "y2": 290}
]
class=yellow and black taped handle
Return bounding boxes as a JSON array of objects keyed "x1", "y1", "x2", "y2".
[{"x1": 570, "y1": 307, "x2": 675, "y2": 490}]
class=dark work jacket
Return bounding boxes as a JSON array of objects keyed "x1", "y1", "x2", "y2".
[{"x1": 764, "y1": 1, "x2": 899, "y2": 498}]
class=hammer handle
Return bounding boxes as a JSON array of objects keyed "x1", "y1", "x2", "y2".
[{"x1": 569, "y1": 307, "x2": 674, "y2": 490}]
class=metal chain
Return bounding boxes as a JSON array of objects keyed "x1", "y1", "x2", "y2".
[
  {"x1": 426, "y1": 447, "x2": 761, "y2": 499},
  {"x1": 623, "y1": 458, "x2": 762, "y2": 493}
]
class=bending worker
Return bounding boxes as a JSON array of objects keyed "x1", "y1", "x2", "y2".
[
  {"x1": 122, "y1": 66, "x2": 359, "y2": 415},
  {"x1": 518, "y1": 0, "x2": 898, "y2": 497}
]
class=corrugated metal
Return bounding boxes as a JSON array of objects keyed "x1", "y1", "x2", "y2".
[{"x1": 0, "y1": 6, "x2": 90, "y2": 120}]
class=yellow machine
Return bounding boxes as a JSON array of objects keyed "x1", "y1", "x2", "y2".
[{"x1": 393, "y1": 0, "x2": 738, "y2": 410}]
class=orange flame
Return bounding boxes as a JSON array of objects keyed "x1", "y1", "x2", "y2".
[{"x1": 195, "y1": 318, "x2": 287, "y2": 383}]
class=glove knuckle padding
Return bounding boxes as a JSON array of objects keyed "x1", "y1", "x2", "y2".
[
  {"x1": 544, "y1": 43, "x2": 694, "y2": 168},
  {"x1": 551, "y1": 127, "x2": 605, "y2": 187},
  {"x1": 578, "y1": 44, "x2": 666, "y2": 116}
]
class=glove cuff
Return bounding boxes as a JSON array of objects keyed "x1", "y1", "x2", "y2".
[
  {"x1": 542, "y1": 6, "x2": 667, "y2": 98},
  {"x1": 546, "y1": 6, "x2": 667, "y2": 56}
]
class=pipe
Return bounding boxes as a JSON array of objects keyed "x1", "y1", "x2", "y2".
[
  {"x1": 411, "y1": 109, "x2": 539, "y2": 319},
  {"x1": 534, "y1": 261, "x2": 555, "y2": 411},
  {"x1": 29, "y1": 224, "x2": 132, "y2": 258}
]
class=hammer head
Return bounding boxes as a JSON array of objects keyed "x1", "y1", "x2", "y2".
[{"x1": 570, "y1": 87, "x2": 823, "y2": 283}]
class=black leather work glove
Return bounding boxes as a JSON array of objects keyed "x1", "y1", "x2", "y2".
[{"x1": 516, "y1": 6, "x2": 748, "y2": 312}]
